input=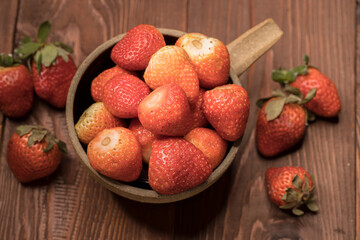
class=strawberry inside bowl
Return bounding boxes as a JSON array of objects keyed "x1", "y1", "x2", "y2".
[{"x1": 66, "y1": 21, "x2": 282, "y2": 203}]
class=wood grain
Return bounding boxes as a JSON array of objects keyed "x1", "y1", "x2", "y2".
[{"x1": 0, "y1": 0, "x2": 358, "y2": 239}]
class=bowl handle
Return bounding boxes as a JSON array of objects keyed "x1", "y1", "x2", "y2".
[{"x1": 227, "y1": 18, "x2": 283, "y2": 77}]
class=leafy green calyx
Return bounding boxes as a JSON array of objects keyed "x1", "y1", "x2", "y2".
[
  {"x1": 0, "y1": 53, "x2": 21, "y2": 67},
  {"x1": 272, "y1": 54, "x2": 310, "y2": 84},
  {"x1": 256, "y1": 86, "x2": 317, "y2": 122},
  {"x1": 15, "y1": 21, "x2": 73, "y2": 73},
  {"x1": 279, "y1": 174, "x2": 318, "y2": 216},
  {"x1": 16, "y1": 125, "x2": 67, "y2": 153}
]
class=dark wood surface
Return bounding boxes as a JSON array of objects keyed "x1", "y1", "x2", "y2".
[{"x1": 0, "y1": 0, "x2": 358, "y2": 239}]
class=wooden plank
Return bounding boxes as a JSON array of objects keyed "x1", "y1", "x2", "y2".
[
  {"x1": 176, "y1": 0, "x2": 357, "y2": 239},
  {"x1": 0, "y1": 0, "x2": 187, "y2": 239}
]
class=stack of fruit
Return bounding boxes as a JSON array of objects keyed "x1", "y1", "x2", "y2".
[{"x1": 74, "y1": 24, "x2": 250, "y2": 195}]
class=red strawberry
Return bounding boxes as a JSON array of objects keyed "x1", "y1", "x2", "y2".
[
  {"x1": 111, "y1": 24, "x2": 166, "y2": 71},
  {"x1": 144, "y1": 45, "x2": 199, "y2": 104},
  {"x1": 16, "y1": 21, "x2": 77, "y2": 108},
  {"x1": 91, "y1": 66, "x2": 137, "y2": 102},
  {"x1": 0, "y1": 54, "x2": 34, "y2": 118},
  {"x1": 186, "y1": 88, "x2": 209, "y2": 131},
  {"x1": 87, "y1": 127, "x2": 142, "y2": 182},
  {"x1": 7, "y1": 125, "x2": 67, "y2": 183},
  {"x1": 255, "y1": 87, "x2": 316, "y2": 157},
  {"x1": 272, "y1": 55, "x2": 341, "y2": 117},
  {"x1": 129, "y1": 118, "x2": 158, "y2": 164},
  {"x1": 138, "y1": 84, "x2": 191, "y2": 136},
  {"x1": 265, "y1": 166, "x2": 318, "y2": 215},
  {"x1": 184, "y1": 128, "x2": 228, "y2": 169},
  {"x1": 103, "y1": 74, "x2": 150, "y2": 118},
  {"x1": 148, "y1": 137, "x2": 212, "y2": 195},
  {"x1": 175, "y1": 33, "x2": 230, "y2": 89},
  {"x1": 75, "y1": 102, "x2": 127, "y2": 144},
  {"x1": 203, "y1": 84, "x2": 249, "y2": 141}
]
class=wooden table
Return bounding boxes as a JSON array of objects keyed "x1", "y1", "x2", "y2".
[{"x1": 0, "y1": 0, "x2": 358, "y2": 239}]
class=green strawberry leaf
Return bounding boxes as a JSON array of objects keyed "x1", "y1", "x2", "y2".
[
  {"x1": 284, "y1": 85, "x2": 303, "y2": 98},
  {"x1": 54, "y1": 41, "x2": 73, "y2": 53},
  {"x1": 272, "y1": 69, "x2": 296, "y2": 84},
  {"x1": 271, "y1": 88, "x2": 286, "y2": 98},
  {"x1": 17, "y1": 42, "x2": 42, "y2": 59},
  {"x1": 306, "y1": 201, "x2": 319, "y2": 212},
  {"x1": 34, "y1": 51, "x2": 43, "y2": 74},
  {"x1": 27, "y1": 129, "x2": 48, "y2": 147},
  {"x1": 279, "y1": 202, "x2": 297, "y2": 210},
  {"x1": 265, "y1": 97, "x2": 286, "y2": 121},
  {"x1": 44, "y1": 135, "x2": 55, "y2": 152},
  {"x1": 303, "y1": 175, "x2": 309, "y2": 192},
  {"x1": 301, "y1": 87, "x2": 317, "y2": 104},
  {"x1": 15, "y1": 125, "x2": 38, "y2": 136},
  {"x1": 285, "y1": 94, "x2": 302, "y2": 104},
  {"x1": 21, "y1": 36, "x2": 32, "y2": 45},
  {"x1": 41, "y1": 44, "x2": 58, "y2": 67},
  {"x1": 292, "y1": 207, "x2": 304, "y2": 216},
  {"x1": 55, "y1": 138, "x2": 68, "y2": 153},
  {"x1": 303, "y1": 54, "x2": 309, "y2": 66},
  {"x1": 0, "y1": 53, "x2": 3, "y2": 66},
  {"x1": 256, "y1": 97, "x2": 272, "y2": 108},
  {"x1": 293, "y1": 65, "x2": 308, "y2": 76},
  {"x1": 57, "y1": 47, "x2": 69, "y2": 62},
  {"x1": 4, "y1": 54, "x2": 13, "y2": 66},
  {"x1": 37, "y1": 21, "x2": 51, "y2": 44},
  {"x1": 283, "y1": 188, "x2": 299, "y2": 202},
  {"x1": 292, "y1": 174, "x2": 303, "y2": 189}
]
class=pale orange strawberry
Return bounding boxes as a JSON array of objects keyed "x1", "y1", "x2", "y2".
[
  {"x1": 176, "y1": 33, "x2": 230, "y2": 89},
  {"x1": 184, "y1": 128, "x2": 228, "y2": 169},
  {"x1": 129, "y1": 118, "x2": 158, "y2": 164},
  {"x1": 87, "y1": 127, "x2": 142, "y2": 182},
  {"x1": 75, "y1": 102, "x2": 126, "y2": 144},
  {"x1": 144, "y1": 46, "x2": 199, "y2": 104},
  {"x1": 138, "y1": 84, "x2": 191, "y2": 136},
  {"x1": 91, "y1": 66, "x2": 137, "y2": 102}
]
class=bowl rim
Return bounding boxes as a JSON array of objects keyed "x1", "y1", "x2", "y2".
[{"x1": 66, "y1": 28, "x2": 242, "y2": 203}]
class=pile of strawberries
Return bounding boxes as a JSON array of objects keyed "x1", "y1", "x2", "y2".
[{"x1": 74, "y1": 24, "x2": 250, "y2": 195}]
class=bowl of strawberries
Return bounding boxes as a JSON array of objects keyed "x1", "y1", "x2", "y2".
[{"x1": 66, "y1": 20, "x2": 283, "y2": 203}]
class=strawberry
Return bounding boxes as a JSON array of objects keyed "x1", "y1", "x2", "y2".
[
  {"x1": 138, "y1": 84, "x2": 191, "y2": 136},
  {"x1": 272, "y1": 55, "x2": 341, "y2": 117},
  {"x1": 175, "y1": 33, "x2": 230, "y2": 89},
  {"x1": 148, "y1": 137, "x2": 212, "y2": 195},
  {"x1": 265, "y1": 166, "x2": 318, "y2": 216},
  {"x1": 7, "y1": 125, "x2": 67, "y2": 183},
  {"x1": 91, "y1": 66, "x2": 137, "y2": 102},
  {"x1": 184, "y1": 128, "x2": 228, "y2": 169},
  {"x1": 16, "y1": 21, "x2": 77, "y2": 108},
  {"x1": 203, "y1": 84, "x2": 250, "y2": 141},
  {"x1": 144, "y1": 45, "x2": 199, "y2": 104},
  {"x1": 256, "y1": 87, "x2": 316, "y2": 157},
  {"x1": 0, "y1": 54, "x2": 34, "y2": 118},
  {"x1": 103, "y1": 74, "x2": 150, "y2": 118},
  {"x1": 128, "y1": 118, "x2": 158, "y2": 164},
  {"x1": 87, "y1": 127, "x2": 142, "y2": 182},
  {"x1": 110, "y1": 24, "x2": 166, "y2": 71},
  {"x1": 75, "y1": 102, "x2": 127, "y2": 144},
  {"x1": 186, "y1": 88, "x2": 209, "y2": 131}
]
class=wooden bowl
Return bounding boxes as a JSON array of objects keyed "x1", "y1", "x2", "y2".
[{"x1": 66, "y1": 19, "x2": 283, "y2": 203}]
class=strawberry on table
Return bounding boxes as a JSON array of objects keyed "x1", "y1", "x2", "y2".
[
  {"x1": 75, "y1": 102, "x2": 127, "y2": 144},
  {"x1": 265, "y1": 166, "x2": 318, "y2": 216},
  {"x1": 7, "y1": 125, "x2": 67, "y2": 183},
  {"x1": 184, "y1": 128, "x2": 228, "y2": 169},
  {"x1": 129, "y1": 118, "x2": 158, "y2": 164},
  {"x1": 175, "y1": 33, "x2": 230, "y2": 89},
  {"x1": 111, "y1": 24, "x2": 166, "y2": 71},
  {"x1": 16, "y1": 21, "x2": 77, "y2": 108},
  {"x1": 138, "y1": 84, "x2": 191, "y2": 136},
  {"x1": 91, "y1": 65, "x2": 137, "y2": 102},
  {"x1": 148, "y1": 137, "x2": 212, "y2": 195},
  {"x1": 0, "y1": 54, "x2": 34, "y2": 118},
  {"x1": 256, "y1": 86, "x2": 316, "y2": 157},
  {"x1": 272, "y1": 55, "x2": 341, "y2": 118},
  {"x1": 144, "y1": 45, "x2": 200, "y2": 104},
  {"x1": 103, "y1": 74, "x2": 150, "y2": 118},
  {"x1": 203, "y1": 84, "x2": 250, "y2": 141},
  {"x1": 87, "y1": 127, "x2": 142, "y2": 182}
]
